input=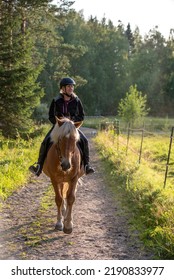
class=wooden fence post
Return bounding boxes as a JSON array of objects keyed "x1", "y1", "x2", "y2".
[
  {"x1": 138, "y1": 129, "x2": 144, "y2": 164},
  {"x1": 114, "y1": 120, "x2": 120, "y2": 151},
  {"x1": 164, "y1": 126, "x2": 174, "y2": 188},
  {"x1": 126, "y1": 123, "x2": 130, "y2": 156}
]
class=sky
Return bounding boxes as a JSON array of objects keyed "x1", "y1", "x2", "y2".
[{"x1": 63, "y1": 0, "x2": 174, "y2": 38}]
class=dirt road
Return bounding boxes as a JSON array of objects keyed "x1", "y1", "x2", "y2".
[{"x1": 0, "y1": 128, "x2": 153, "y2": 260}]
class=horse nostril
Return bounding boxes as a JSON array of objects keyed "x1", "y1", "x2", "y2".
[{"x1": 61, "y1": 161, "x2": 71, "y2": 171}]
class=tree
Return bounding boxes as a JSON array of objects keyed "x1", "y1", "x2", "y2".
[
  {"x1": 125, "y1": 23, "x2": 135, "y2": 57},
  {"x1": 118, "y1": 85, "x2": 149, "y2": 127},
  {"x1": 0, "y1": 0, "x2": 50, "y2": 137}
]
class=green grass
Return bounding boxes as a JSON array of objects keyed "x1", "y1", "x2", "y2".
[
  {"x1": 0, "y1": 124, "x2": 50, "y2": 201},
  {"x1": 94, "y1": 131, "x2": 174, "y2": 259},
  {"x1": 121, "y1": 133, "x2": 174, "y2": 180}
]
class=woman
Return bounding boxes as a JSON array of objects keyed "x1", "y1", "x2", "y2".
[{"x1": 29, "y1": 77, "x2": 95, "y2": 176}]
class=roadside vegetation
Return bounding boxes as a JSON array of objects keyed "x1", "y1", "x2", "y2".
[
  {"x1": 0, "y1": 125, "x2": 49, "y2": 201},
  {"x1": 94, "y1": 124, "x2": 174, "y2": 259}
]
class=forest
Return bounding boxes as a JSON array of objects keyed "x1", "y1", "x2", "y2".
[{"x1": 1, "y1": 0, "x2": 174, "y2": 137}]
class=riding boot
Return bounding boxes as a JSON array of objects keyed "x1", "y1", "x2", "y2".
[
  {"x1": 83, "y1": 142, "x2": 95, "y2": 175},
  {"x1": 78, "y1": 129, "x2": 95, "y2": 175},
  {"x1": 29, "y1": 141, "x2": 47, "y2": 176}
]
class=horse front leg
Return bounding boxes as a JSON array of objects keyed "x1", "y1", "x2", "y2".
[
  {"x1": 63, "y1": 179, "x2": 78, "y2": 234},
  {"x1": 52, "y1": 181, "x2": 64, "y2": 231}
]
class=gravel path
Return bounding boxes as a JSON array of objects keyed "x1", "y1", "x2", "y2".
[{"x1": 0, "y1": 128, "x2": 153, "y2": 260}]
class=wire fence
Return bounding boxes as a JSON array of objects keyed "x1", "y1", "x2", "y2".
[{"x1": 99, "y1": 121, "x2": 174, "y2": 188}]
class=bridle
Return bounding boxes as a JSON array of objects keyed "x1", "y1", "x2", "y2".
[{"x1": 56, "y1": 138, "x2": 63, "y2": 161}]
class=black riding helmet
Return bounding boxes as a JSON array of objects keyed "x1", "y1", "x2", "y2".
[{"x1": 60, "y1": 77, "x2": 76, "y2": 88}]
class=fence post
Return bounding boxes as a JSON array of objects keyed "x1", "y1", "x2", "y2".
[
  {"x1": 100, "y1": 122, "x2": 106, "y2": 131},
  {"x1": 114, "y1": 119, "x2": 120, "y2": 135},
  {"x1": 138, "y1": 129, "x2": 144, "y2": 164},
  {"x1": 114, "y1": 119, "x2": 120, "y2": 151},
  {"x1": 126, "y1": 123, "x2": 130, "y2": 156},
  {"x1": 164, "y1": 126, "x2": 174, "y2": 188}
]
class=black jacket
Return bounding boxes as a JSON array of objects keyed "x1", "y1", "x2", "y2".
[{"x1": 48, "y1": 94, "x2": 85, "y2": 125}]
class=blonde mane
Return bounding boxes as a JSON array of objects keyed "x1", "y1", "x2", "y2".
[{"x1": 51, "y1": 119, "x2": 80, "y2": 144}]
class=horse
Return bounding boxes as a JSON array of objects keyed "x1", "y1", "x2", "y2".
[{"x1": 43, "y1": 117, "x2": 84, "y2": 234}]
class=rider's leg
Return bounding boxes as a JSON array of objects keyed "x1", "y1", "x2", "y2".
[
  {"x1": 29, "y1": 140, "x2": 47, "y2": 176},
  {"x1": 78, "y1": 130, "x2": 95, "y2": 175},
  {"x1": 29, "y1": 129, "x2": 52, "y2": 176}
]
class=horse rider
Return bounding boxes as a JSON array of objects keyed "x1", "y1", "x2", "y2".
[{"x1": 29, "y1": 77, "x2": 95, "y2": 176}]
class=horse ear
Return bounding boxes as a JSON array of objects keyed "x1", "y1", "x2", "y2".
[
  {"x1": 74, "y1": 121, "x2": 83, "y2": 128},
  {"x1": 55, "y1": 116, "x2": 64, "y2": 127}
]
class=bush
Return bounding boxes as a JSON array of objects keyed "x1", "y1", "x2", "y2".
[
  {"x1": 33, "y1": 103, "x2": 49, "y2": 123},
  {"x1": 118, "y1": 84, "x2": 149, "y2": 127}
]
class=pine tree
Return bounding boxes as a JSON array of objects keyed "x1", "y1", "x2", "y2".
[
  {"x1": 125, "y1": 23, "x2": 135, "y2": 57},
  {"x1": 0, "y1": 1, "x2": 48, "y2": 137}
]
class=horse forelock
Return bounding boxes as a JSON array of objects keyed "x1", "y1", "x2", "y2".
[{"x1": 50, "y1": 120, "x2": 79, "y2": 144}]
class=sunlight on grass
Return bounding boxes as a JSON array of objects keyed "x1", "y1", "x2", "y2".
[
  {"x1": 0, "y1": 124, "x2": 50, "y2": 200},
  {"x1": 94, "y1": 131, "x2": 174, "y2": 259}
]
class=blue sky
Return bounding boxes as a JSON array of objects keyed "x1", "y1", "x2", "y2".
[{"x1": 62, "y1": 0, "x2": 174, "y2": 38}]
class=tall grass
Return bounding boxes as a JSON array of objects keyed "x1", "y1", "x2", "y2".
[
  {"x1": 0, "y1": 124, "x2": 49, "y2": 201},
  {"x1": 94, "y1": 131, "x2": 174, "y2": 259}
]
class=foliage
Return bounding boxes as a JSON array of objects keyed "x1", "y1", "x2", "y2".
[
  {"x1": 94, "y1": 130, "x2": 174, "y2": 259},
  {"x1": 1, "y1": 0, "x2": 174, "y2": 139},
  {"x1": 33, "y1": 103, "x2": 49, "y2": 123},
  {"x1": 118, "y1": 85, "x2": 149, "y2": 127}
]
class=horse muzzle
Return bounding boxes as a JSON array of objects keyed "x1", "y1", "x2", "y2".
[{"x1": 61, "y1": 159, "x2": 71, "y2": 171}]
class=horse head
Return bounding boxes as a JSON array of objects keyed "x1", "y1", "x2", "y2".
[{"x1": 50, "y1": 117, "x2": 82, "y2": 172}]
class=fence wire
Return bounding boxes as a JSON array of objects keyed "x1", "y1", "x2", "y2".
[{"x1": 100, "y1": 121, "x2": 174, "y2": 188}]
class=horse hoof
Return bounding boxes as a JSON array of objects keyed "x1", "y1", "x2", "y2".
[
  {"x1": 63, "y1": 227, "x2": 72, "y2": 234},
  {"x1": 55, "y1": 222, "x2": 63, "y2": 231}
]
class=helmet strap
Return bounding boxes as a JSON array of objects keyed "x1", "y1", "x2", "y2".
[
  {"x1": 62, "y1": 86, "x2": 72, "y2": 98},
  {"x1": 64, "y1": 92, "x2": 72, "y2": 97}
]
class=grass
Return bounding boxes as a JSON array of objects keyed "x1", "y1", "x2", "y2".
[
  {"x1": 0, "y1": 124, "x2": 50, "y2": 201},
  {"x1": 20, "y1": 186, "x2": 55, "y2": 250},
  {"x1": 94, "y1": 130, "x2": 174, "y2": 259}
]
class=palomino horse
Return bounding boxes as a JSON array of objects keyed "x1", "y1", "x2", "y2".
[{"x1": 43, "y1": 117, "x2": 84, "y2": 234}]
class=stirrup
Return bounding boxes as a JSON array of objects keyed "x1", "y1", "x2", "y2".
[
  {"x1": 85, "y1": 164, "x2": 95, "y2": 175},
  {"x1": 29, "y1": 163, "x2": 41, "y2": 176}
]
